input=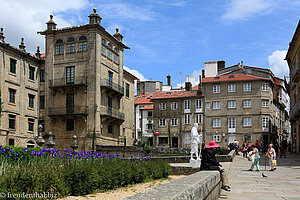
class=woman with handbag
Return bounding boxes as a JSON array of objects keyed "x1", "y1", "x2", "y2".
[
  {"x1": 266, "y1": 144, "x2": 276, "y2": 171},
  {"x1": 249, "y1": 145, "x2": 260, "y2": 171}
]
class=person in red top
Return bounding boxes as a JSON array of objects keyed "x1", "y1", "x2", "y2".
[{"x1": 255, "y1": 140, "x2": 259, "y2": 151}]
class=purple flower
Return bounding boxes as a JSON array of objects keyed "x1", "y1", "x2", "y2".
[
  {"x1": 121, "y1": 158, "x2": 126, "y2": 160},
  {"x1": 115, "y1": 153, "x2": 120, "y2": 157},
  {"x1": 130, "y1": 156, "x2": 134, "y2": 159},
  {"x1": 30, "y1": 151, "x2": 36, "y2": 156},
  {"x1": 9, "y1": 153, "x2": 13, "y2": 157},
  {"x1": 22, "y1": 148, "x2": 28, "y2": 152},
  {"x1": 15, "y1": 152, "x2": 19, "y2": 156}
]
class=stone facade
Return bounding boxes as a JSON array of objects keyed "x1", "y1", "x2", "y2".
[{"x1": 286, "y1": 20, "x2": 300, "y2": 153}]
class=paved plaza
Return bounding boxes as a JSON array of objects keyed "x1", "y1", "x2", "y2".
[{"x1": 220, "y1": 153, "x2": 300, "y2": 200}]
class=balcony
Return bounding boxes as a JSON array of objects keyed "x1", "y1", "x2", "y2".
[
  {"x1": 290, "y1": 100, "x2": 300, "y2": 121},
  {"x1": 49, "y1": 76, "x2": 87, "y2": 89},
  {"x1": 48, "y1": 106, "x2": 88, "y2": 116},
  {"x1": 100, "y1": 106, "x2": 124, "y2": 121},
  {"x1": 100, "y1": 79, "x2": 124, "y2": 96}
]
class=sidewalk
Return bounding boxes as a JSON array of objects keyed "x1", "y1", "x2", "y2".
[{"x1": 219, "y1": 153, "x2": 300, "y2": 200}]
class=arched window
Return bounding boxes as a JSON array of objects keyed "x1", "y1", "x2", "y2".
[
  {"x1": 66, "y1": 38, "x2": 75, "y2": 53},
  {"x1": 55, "y1": 39, "x2": 64, "y2": 55},
  {"x1": 78, "y1": 36, "x2": 87, "y2": 52},
  {"x1": 27, "y1": 141, "x2": 35, "y2": 148},
  {"x1": 113, "y1": 47, "x2": 118, "y2": 63},
  {"x1": 107, "y1": 44, "x2": 112, "y2": 59},
  {"x1": 101, "y1": 39, "x2": 106, "y2": 55}
]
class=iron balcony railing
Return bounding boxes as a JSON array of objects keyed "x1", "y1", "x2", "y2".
[
  {"x1": 100, "y1": 79, "x2": 124, "y2": 95},
  {"x1": 48, "y1": 106, "x2": 88, "y2": 116},
  {"x1": 100, "y1": 106, "x2": 124, "y2": 121},
  {"x1": 49, "y1": 76, "x2": 87, "y2": 88},
  {"x1": 290, "y1": 100, "x2": 300, "y2": 120}
]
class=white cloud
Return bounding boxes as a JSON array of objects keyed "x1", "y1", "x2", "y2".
[
  {"x1": 268, "y1": 50, "x2": 289, "y2": 78},
  {"x1": 221, "y1": 0, "x2": 275, "y2": 22},
  {"x1": 0, "y1": 0, "x2": 89, "y2": 53},
  {"x1": 123, "y1": 66, "x2": 148, "y2": 81}
]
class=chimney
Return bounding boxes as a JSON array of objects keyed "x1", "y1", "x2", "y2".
[
  {"x1": 199, "y1": 75, "x2": 202, "y2": 85},
  {"x1": 46, "y1": 15, "x2": 57, "y2": 30},
  {"x1": 197, "y1": 75, "x2": 202, "y2": 95},
  {"x1": 241, "y1": 61, "x2": 244, "y2": 66},
  {"x1": 202, "y1": 69, "x2": 205, "y2": 78},
  {"x1": 185, "y1": 82, "x2": 192, "y2": 91},
  {"x1": 167, "y1": 75, "x2": 171, "y2": 86},
  {"x1": 89, "y1": 8, "x2": 102, "y2": 25},
  {"x1": 217, "y1": 60, "x2": 225, "y2": 71},
  {"x1": 19, "y1": 38, "x2": 26, "y2": 51},
  {"x1": 113, "y1": 28, "x2": 123, "y2": 42},
  {"x1": 35, "y1": 46, "x2": 41, "y2": 58},
  {"x1": 0, "y1": 28, "x2": 5, "y2": 43}
]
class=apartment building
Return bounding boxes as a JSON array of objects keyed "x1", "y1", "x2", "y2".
[{"x1": 286, "y1": 20, "x2": 300, "y2": 153}]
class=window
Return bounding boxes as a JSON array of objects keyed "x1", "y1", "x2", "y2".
[
  {"x1": 101, "y1": 39, "x2": 106, "y2": 55},
  {"x1": 228, "y1": 84, "x2": 235, "y2": 92},
  {"x1": 113, "y1": 48, "x2": 118, "y2": 63},
  {"x1": 262, "y1": 117, "x2": 269, "y2": 130},
  {"x1": 243, "y1": 117, "x2": 252, "y2": 127},
  {"x1": 147, "y1": 124, "x2": 153, "y2": 130},
  {"x1": 171, "y1": 118, "x2": 178, "y2": 126},
  {"x1": 108, "y1": 122, "x2": 113, "y2": 133},
  {"x1": 9, "y1": 115, "x2": 16, "y2": 129},
  {"x1": 243, "y1": 100, "x2": 251, "y2": 108},
  {"x1": 126, "y1": 83, "x2": 130, "y2": 98},
  {"x1": 206, "y1": 102, "x2": 211, "y2": 108},
  {"x1": 10, "y1": 58, "x2": 16, "y2": 74},
  {"x1": 40, "y1": 95, "x2": 45, "y2": 109},
  {"x1": 66, "y1": 66, "x2": 75, "y2": 84},
  {"x1": 9, "y1": 88, "x2": 16, "y2": 103},
  {"x1": 40, "y1": 70, "x2": 45, "y2": 82},
  {"x1": 262, "y1": 83, "x2": 268, "y2": 91},
  {"x1": 196, "y1": 114, "x2": 202, "y2": 124},
  {"x1": 55, "y1": 39, "x2": 64, "y2": 55},
  {"x1": 66, "y1": 38, "x2": 75, "y2": 53},
  {"x1": 228, "y1": 100, "x2": 236, "y2": 108},
  {"x1": 195, "y1": 99, "x2": 202, "y2": 111},
  {"x1": 184, "y1": 100, "x2": 191, "y2": 112},
  {"x1": 78, "y1": 36, "x2": 87, "y2": 52},
  {"x1": 159, "y1": 137, "x2": 168, "y2": 145},
  {"x1": 27, "y1": 141, "x2": 35, "y2": 148},
  {"x1": 107, "y1": 44, "x2": 112, "y2": 59},
  {"x1": 108, "y1": 71, "x2": 113, "y2": 86},
  {"x1": 213, "y1": 85, "x2": 220, "y2": 93},
  {"x1": 244, "y1": 83, "x2": 251, "y2": 91},
  {"x1": 184, "y1": 114, "x2": 190, "y2": 124},
  {"x1": 66, "y1": 119, "x2": 74, "y2": 131},
  {"x1": 9, "y1": 139, "x2": 15, "y2": 146},
  {"x1": 159, "y1": 118, "x2": 166, "y2": 127},
  {"x1": 159, "y1": 102, "x2": 166, "y2": 110},
  {"x1": 228, "y1": 118, "x2": 236, "y2": 132},
  {"x1": 213, "y1": 118, "x2": 221, "y2": 127},
  {"x1": 148, "y1": 111, "x2": 152, "y2": 117},
  {"x1": 29, "y1": 66, "x2": 35, "y2": 80},
  {"x1": 262, "y1": 99, "x2": 269, "y2": 107},
  {"x1": 171, "y1": 102, "x2": 178, "y2": 110},
  {"x1": 28, "y1": 94, "x2": 35, "y2": 108},
  {"x1": 28, "y1": 118, "x2": 34, "y2": 132},
  {"x1": 185, "y1": 133, "x2": 191, "y2": 145},
  {"x1": 66, "y1": 93, "x2": 74, "y2": 114},
  {"x1": 213, "y1": 101, "x2": 220, "y2": 109},
  {"x1": 213, "y1": 135, "x2": 221, "y2": 142}
]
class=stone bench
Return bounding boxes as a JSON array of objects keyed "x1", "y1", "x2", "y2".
[{"x1": 122, "y1": 171, "x2": 221, "y2": 200}]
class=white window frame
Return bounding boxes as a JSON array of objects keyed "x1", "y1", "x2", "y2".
[
  {"x1": 196, "y1": 114, "x2": 202, "y2": 124},
  {"x1": 262, "y1": 117, "x2": 269, "y2": 132},
  {"x1": 213, "y1": 118, "x2": 221, "y2": 127},
  {"x1": 213, "y1": 101, "x2": 220, "y2": 109},
  {"x1": 228, "y1": 84, "x2": 235, "y2": 92},
  {"x1": 159, "y1": 118, "x2": 166, "y2": 127},
  {"x1": 262, "y1": 83, "x2": 268, "y2": 91},
  {"x1": 159, "y1": 102, "x2": 166, "y2": 110},
  {"x1": 184, "y1": 114, "x2": 190, "y2": 124},
  {"x1": 244, "y1": 83, "x2": 251, "y2": 91},
  {"x1": 228, "y1": 100, "x2": 236, "y2": 108},
  {"x1": 213, "y1": 135, "x2": 221, "y2": 142},
  {"x1": 206, "y1": 102, "x2": 211, "y2": 109},
  {"x1": 184, "y1": 100, "x2": 191, "y2": 113},
  {"x1": 213, "y1": 85, "x2": 220, "y2": 93},
  {"x1": 243, "y1": 117, "x2": 252, "y2": 127},
  {"x1": 171, "y1": 102, "x2": 178, "y2": 110},
  {"x1": 262, "y1": 99, "x2": 269, "y2": 107},
  {"x1": 243, "y1": 99, "x2": 251, "y2": 108},
  {"x1": 195, "y1": 99, "x2": 202, "y2": 113},
  {"x1": 171, "y1": 118, "x2": 178, "y2": 126},
  {"x1": 228, "y1": 118, "x2": 236, "y2": 133}
]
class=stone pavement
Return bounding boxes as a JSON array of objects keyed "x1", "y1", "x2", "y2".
[{"x1": 219, "y1": 153, "x2": 300, "y2": 200}]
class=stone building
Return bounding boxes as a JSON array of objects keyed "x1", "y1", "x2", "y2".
[
  {"x1": 286, "y1": 20, "x2": 300, "y2": 153},
  {"x1": 0, "y1": 28, "x2": 43, "y2": 147},
  {"x1": 151, "y1": 83, "x2": 204, "y2": 148}
]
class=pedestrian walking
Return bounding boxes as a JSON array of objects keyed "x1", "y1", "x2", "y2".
[
  {"x1": 201, "y1": 141, "x2": 231, "y2": 191},
  {"x1": 249, "y1": 145, "x2": 260, "y2": 171},
  {"x1": 260, "y1": 140, "x2": 265, "y2": 154},
  {"x1": 266, "y1": 144, "x2": 276, "y2": 171}
]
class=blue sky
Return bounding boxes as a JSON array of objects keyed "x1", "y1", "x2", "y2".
[{"x1": 0, "y1": 0, "x2": 299, "y2": 87}]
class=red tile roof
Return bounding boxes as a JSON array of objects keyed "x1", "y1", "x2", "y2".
[
  {"x1": 135, "y1": 94, "x2": 153, "y2": 105},
  {"x1": 274, "y1": 77, "x2": 283, "y2": 85},
  {"x1": 140, "y1": 105, "x2": 153, "y2": 110},
  {"x1": 151, "y1": 90, "x2": 200, "y2": 100},
  {"x1": 202, "y1": 73, "x2": 270, "y2": 83}
]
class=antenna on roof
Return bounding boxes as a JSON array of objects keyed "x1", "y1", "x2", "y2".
[
  {"x1": 185, "y1": 75, "x2": 190, "y2": 82},
  {"x1": 177, "y1": 71, "x2": 183, "y2": 89}
]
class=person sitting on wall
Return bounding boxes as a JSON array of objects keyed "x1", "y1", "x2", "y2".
[{"x1": 200, "y1": 141, "x2": 231, "y2": 192}]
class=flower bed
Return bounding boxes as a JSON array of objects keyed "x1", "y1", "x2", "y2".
[{"x1": 0, "y1": 146, "x2": 171, "y2": 198}]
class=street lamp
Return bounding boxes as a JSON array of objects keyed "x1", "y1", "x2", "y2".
[{"x1": 92, "y1": 104, "x2": 98, "y2": 152}]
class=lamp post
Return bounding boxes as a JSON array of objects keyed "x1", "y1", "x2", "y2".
[
  {"x1": 92, "y1": 104, "x2": 98, "y2": 152},
  {"x1": 35, "y1": 124, "x2": 45, "y2": 147}
]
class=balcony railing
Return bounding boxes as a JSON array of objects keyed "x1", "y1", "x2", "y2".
[
  {"x1": 100, "y1": 79, "x2": 124, "y2": 96},
  {"x1": 49, "y1": 76, "x2": 87, "y2": 88},
  {"x1": 48, "y1": 106, "x2": 88, "y2": 116},
  {"x1": 290, "y1": 100, "x2": 300, "y2": 120},
  {"x1": 100, "y1": 106, "x2": 124, "y2": 121}
]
